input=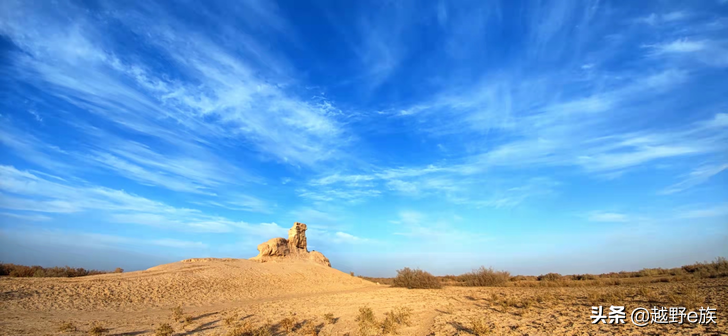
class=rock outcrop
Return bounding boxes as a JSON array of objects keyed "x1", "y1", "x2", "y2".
[{"x1": 250, "y1": 222, "x2": 331, "y2": 267}]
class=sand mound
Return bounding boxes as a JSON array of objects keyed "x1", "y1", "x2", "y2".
[{"x1": 0, "y1": 258, "x2": 372, "y2": 312}]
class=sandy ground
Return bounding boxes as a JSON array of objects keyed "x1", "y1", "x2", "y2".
[{"x1": 1, "y1": 258, "x2": 726, "y2": 335}]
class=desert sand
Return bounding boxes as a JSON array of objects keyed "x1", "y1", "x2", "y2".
[
  {"x1": 2, "y1": 258, "x2": 728, "y2": 335},
  {"x1": 1, "y1": 223, "x2": 726, "y2": 335}
]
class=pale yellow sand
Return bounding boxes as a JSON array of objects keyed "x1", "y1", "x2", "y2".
[{"x1": 1, "y1": 258, "x2": 726, "y2": 335}]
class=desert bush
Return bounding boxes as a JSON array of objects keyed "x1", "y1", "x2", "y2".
[
  {"x1": 323, "y1": 313, "x2": 336, "y2": 324},
  {"x1": 537, "y1": 273, "x2": 562, "y2": 281},
  {"x1": 224, "y1": 314, "x2": 238, "y2": 327},
  {"x1": 382, "y1": 306, "x2": 412, "y2": 334},
  {"x1": 299, "y1": 319, "x2": 321, "y2": 336},
  {"x1": 460, "y1": 267, "x2": 510, "y2": 287},
  {"x1": 88, "y1": 323, "x2": 107, "y2": 336},
  {"x1": 182, "y1": 315, "x2": 194, "y2": 328},
  {"x1": 470, "y1": 317, "x2": 492, "y2": 335},
  {"x1": 509, "y1": 275, "x2": 537, "y2": 281},
  {"x1": 114, "y1": 267, "x2": 124, "y2": 273},
  {"x1": 58, "y1": 321, "x2": 77, "y2": 333},
  {"x1": 224, "y1": 321, "x2": 253, "y2": 336},
  {"x1": 0, "y1": 263, "x2": 110, "y2": 277},
  {"x1": 499, "y1": 297, "x2": 519, "y2": 312},
  {"x1": 667, "y1": 286, "x2": 705, "y2": 309},
  {"x1": 155, "y1": 323, "x2": 174, "y2": 336},
  {"x1": 534, "y1": 292, "x2": 554, "y2": 304},
  {"x1": 279, "y1": 312, "x2": 297, "y2": 333},
  {"x1": 682, "y1": 257, "x2": 728, "y2": 278},
  {"x1": 571, "y1": 274, "x2": 596, "y2": 281},
  {"x1": 392, "y1": 267, "x2": 442, "y2": 289},
  {"x1": 170, "y1": 305, "x2": 184, "y2": 322},
  {"x1": 356, "y1": 306, "x2": 379, "y2": 336},
  {"x1": 254, "y1": 321, "x2": 273, "y2": 336}
]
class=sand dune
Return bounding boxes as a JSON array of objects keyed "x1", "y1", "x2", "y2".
[
  {"x1": 0, "y1": 258, "x2": 373, "y2": 312},
  {"x1": 1, "y1": 258, "x2": 727, "y2": 335}
]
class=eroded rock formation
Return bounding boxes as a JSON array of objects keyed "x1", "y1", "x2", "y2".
[{"x1": 250, "y1": 222, "x2": 331, "y2": 267}]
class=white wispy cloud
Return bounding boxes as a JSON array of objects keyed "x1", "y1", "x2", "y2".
[
  {"x1": 661, "y1": 163, "x2": 728, "y2": 194},
  {"x1": 333, "y1": 231, "x2": 367, "y2": 244},
  {"x1": 0, "y1": 0, "x2": 352, "y2": 170},
  {"x1": 0, "y1": 165, "x2": 281, "y2": 235},
  {"x1": 646, "y1": 39, "x2": 707, "y2": 54},
  {"x1": 0, "y1": 227, "x2": 207, "y2": 250},
  {"x1": 0, "y1": 212, "x2": 52, "y2": 222},
  {"x1": 637, "y1": 11, "x2": 691, "y2": 26},
  {"x1": 391, "y1": 210, "x2": 490, "y2": 244}
]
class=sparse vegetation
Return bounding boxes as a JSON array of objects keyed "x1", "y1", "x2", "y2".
[
  {"x1": 279, "y1": 312, "x2": 297, "y2": 333},
  {"x1": 58, "y1": 321, "x2": 77, "y2": 333},
  {"x1": 682, "y1": 257, "x2": 728, "y2": 278},
  {"x1": 537, "y1": 273, "x2": 562, "y2": 281},
  {"x1": 459, "y1": 267, "x2": 510, "y2": 286},
  {"x1": 224, "y1": 321, "x2": 252, "y2": 336},
  {"x1": 355, "y1": 306, "x2": 379, "y2": 336},
  {"x1": 155, "y1": 323, "x2": 174, "y2": 336},
  {"x1": 114, "y1": 267, "x2": 124, "y2": 273},
  {"x1": 182, "y1": 315, "x2": 194, "y2": 328},
  {"x1": 392, "y1": 267, "x2": 442, "y2": 289},
  {"x1": 470, "y1": 316, "x2": 492, "y2": 335},
  {"x1": 224, "y1": 314, "x2": 238, "y2": 327},
  {"x1": 299, "y1": 319, "x2": 320, "y2": 336},
  {"x1": 171, "y1": 305, "x2": 184, "y2": 322},
  {"x1": 667, "y1": 285, "x2": 705, "y2": 309},
  {"x1": 381, "y1": 306, "x2": 412, "y2": 335},
  {"x1": 361, "y1": 257, "x2": 728, "y2": 289},
  {"x1": 0, "y1": 263, "x2": 112, "y2": 277},
  {"x1": 323, "y1": 313, "x2": 336, "y2": 324},
  {"x1": 88, "y1": 323, "x2": 106, "y2": 336}
]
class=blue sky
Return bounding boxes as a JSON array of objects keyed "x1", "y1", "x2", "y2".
[{"x1": 0, "y1": 0, "x2": 726, "y2": 277}]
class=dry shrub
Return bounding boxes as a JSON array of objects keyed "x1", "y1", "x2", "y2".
[
  {"x1": 509, "y1": 275, "x2": 537, "y2": 281},
  {"x1": 58, "y1": 321, "x2": 77, "y2": 333},
  {"x1": 537, "y1": 273, "x2": 562, "y2": 281},
  {"x1": 254, "y1": 321, "x2": 273, "y2": 336},
  {"x1": 587, "y1": 291, "x2": 605, "y2": 306},
  {"x1": 0, "y1": 263, "x2": 109, "y2": 277},
  {"x1": 300, "y1": 319, "x2": 321, "y2": 336},
  {"x1": 571, "y1": 274, "x2": 596, "y2": 280},
  {"x1": 113, "y1": 267, "x2": 124, "y2": 273},
  {"x1": 224, "y1": 314, "x2": 238, "y2": 327},
  {"x1": 460, "y1": 267, "x2": 510, "y2": 287},
  {"x1": 637, "y1": 286, "x2": 653, "y2": 298},
  {"x1": 519, "y1": 297, "x2": 533, "y2": 310},
  {"x1": 154, "y1": 323, "x2": 174, "y2": 336},
  {"x1": 171, "y1": 305, "x2": 184, "y2": 322},
  {"x1": 88, "y1": 323, "x2": 107, "y2": 336},
  {"x1": 383, "y1": 306, "x2": 412, "y2": 334},
  {"x1": 537, "y1": 292, "x2": 557, "y2": 305},
  {"x1": 279, "y1": 313, "x2": 297, "y2": 333},
  {"x1": 392, "y1": 267, "x2": 442, "y2": 289},
  {"x1": 470, "y1": 317, "x2": 493, "y2": 335},
  {"x1": 224, "y1": 321, "x2": 253, "y2": 336},
  {"x1": 356, "y1": 306, "x2": 379, "y2": 336},
  {"x1": 323, "y1": 313, "x2": 336, "y2": 324},
  {"x1": 667, "y1": 286, "x2": 705, "y2": 309},
  {"x1": 182, "y1": 315, "x2": 194, "y2": 328},
  {"x1": 682, "y1": 257, "x2": 728, "y2": 278},
  {"x1": 499, "y1": 297, "x2": 519, "y2": 312}
]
